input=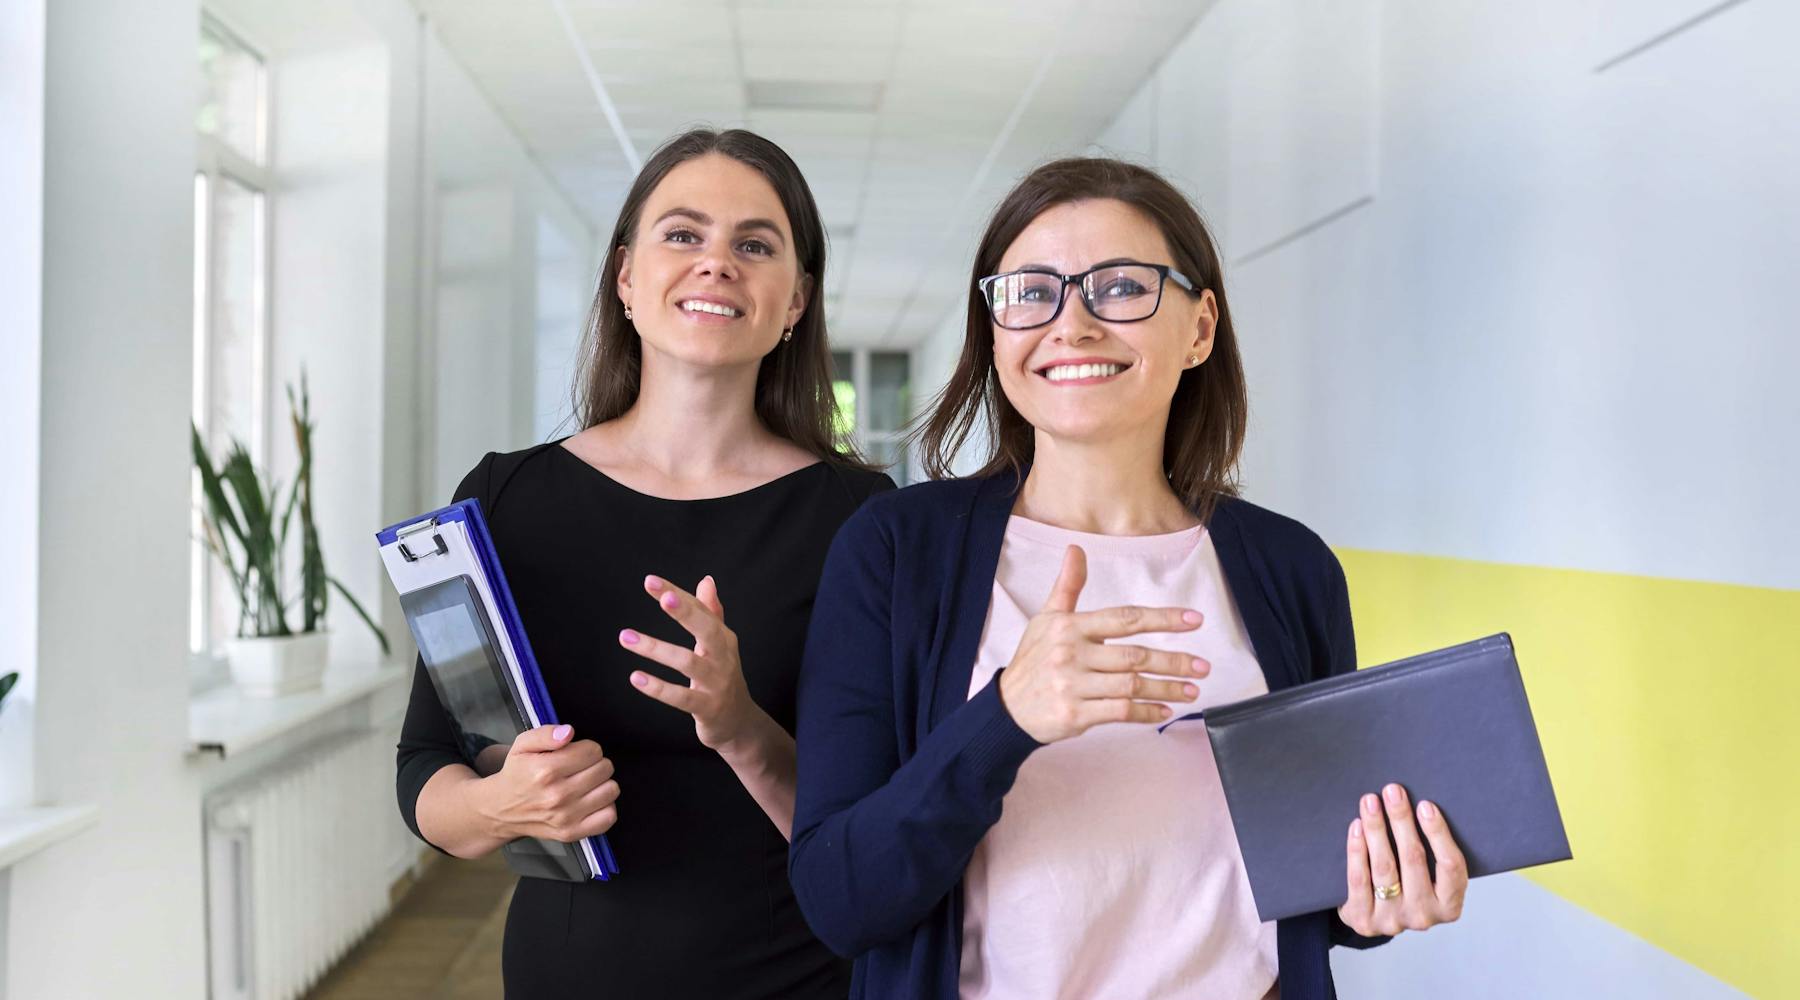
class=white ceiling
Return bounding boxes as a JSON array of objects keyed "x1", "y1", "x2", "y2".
[{"x1": 420, "y1": 0, "x2": 1218, "y2": 347}]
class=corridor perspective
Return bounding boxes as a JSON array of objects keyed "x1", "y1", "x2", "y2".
[{"x1": 3, "y1": 0, "x2": 1795, "y2": 997}]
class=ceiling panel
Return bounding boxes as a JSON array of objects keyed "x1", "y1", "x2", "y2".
[{"x1": 424, "y1": 0, "x2": 1218, "y2": 347}]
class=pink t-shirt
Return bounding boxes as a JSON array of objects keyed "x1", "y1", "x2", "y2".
[{"x1": 959, "y1": 515, "x2": 1278, "y2": 1000}]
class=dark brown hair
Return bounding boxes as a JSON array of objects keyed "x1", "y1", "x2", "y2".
[
  {"x1": 572, "y1": 128, "x2": 867, "y2": 468},
  {"x1": 914, "y1": 157, "x2": 1248, "y2": 520}
]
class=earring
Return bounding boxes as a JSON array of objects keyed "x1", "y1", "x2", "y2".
[
  {"x1": 623, "y1": 306, "x2": 633, "y2": 321},
  {"x1": 1186, "y1": 354, "x2": 1199, "y2": 367},
  {"x1": 781, "y1": 328, "x2": 793, "y2": 342}
]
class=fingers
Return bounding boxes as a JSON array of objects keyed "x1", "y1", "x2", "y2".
[
  {"x1": 569, "y1": 804, "x2": 618, "y2": 840},
  {"x1": 1078, "y1": 670, "x2": 1200, "y2": 704},
  {"x1": 546, "y1": 758, "x2": 620, "y2": 842},
  {"x1": 1418, "y1": 798, "x2": 1469, "y2": 919},
  {"x1": 1359, "y1": 791, "x2": 1402, "y2": 932},
  {"x1": 509, "y1": 723, "x2": 574, "y2": 755},
  {"x1": 619, "y1": 628, "x2": 702, "y2": 679},
  {"x1": 695, "y1": 574, "x2": 724, "y2": 617},
  {"x1": 566, "y1": 770, "x2": 620, "y2": 815},
  {"x1": 1044, "y1": 545, "x2": 1088, "y2": 614},
  {"x1": 644, "y1": 576, "x2": 731, "y2": 651},
  {"x1": 1340, "y1": 817, "x2": 1375, "y2": 933},
  {"x1": 1083, "y1": 643, "x2": 1210, "y2": 678},
  {"x1": 1382, "y1": 784, "x2": 1433, "y2": 929},
  {"x1": 562, "y1": 754, "x2": 615, "y2": 794},
  {"x1": 1078, "y1": 604, "x2": 1204, "y2": 640},
  {"x1": 539, "y1": 738, "x2": 605, "y2": 778},
  {"x1": 1075, "y1": 698, "x2": 1172, "y2": 728},
  {"x1": 628, "y1": 668, "x2": 699, "y2": 713}
]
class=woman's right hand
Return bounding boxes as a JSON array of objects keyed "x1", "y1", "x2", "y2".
[
  {"x1": 468, "y1": 724, "x2": 620, "y2": 843},
  {"x1": 998, "y1": 545, "x2": 1211, "y2": 744}
]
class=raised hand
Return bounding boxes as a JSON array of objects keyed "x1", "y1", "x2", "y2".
[
  {"x1": 621, "y1": 574, "x2": 762, "y2": 754},
  {"x1": 996, "y1": 545, "x2": 1211, "y2": 744}
]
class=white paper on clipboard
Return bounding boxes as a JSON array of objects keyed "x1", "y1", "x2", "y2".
[{"x1": 378, "y1": 519, "x2": 544, "y2": 728}]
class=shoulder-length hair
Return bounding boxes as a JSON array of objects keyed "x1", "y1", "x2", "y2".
[
  {"x1": 914, "y1": 157, "x2": 1248, "y2": 521},
  {"x1": 572, "y1": 128, "x2": 869, "y2": 468}
]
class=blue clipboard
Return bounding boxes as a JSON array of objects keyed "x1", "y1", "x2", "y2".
[{"x1": 378, "y1": 498, "x2": 620, "y2": 881}]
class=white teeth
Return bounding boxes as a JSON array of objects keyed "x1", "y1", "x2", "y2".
[
  {"x1": 680, "y1": 300, "x2": 742, "y2": 317},
  {"x1": 1043, "y1": 363, "x2": 1124, "y2": 382}
]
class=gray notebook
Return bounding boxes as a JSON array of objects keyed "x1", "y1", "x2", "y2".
[{"x1": 1203, "y1": 633, "x2": 1571, "y2": 922}]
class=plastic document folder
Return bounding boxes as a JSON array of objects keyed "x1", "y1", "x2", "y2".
[
  {"x1": 376, "y1": 499, "x2": 620, "y2": 882},
  {"x1": 1202, "y1": 633, "x2": 1569, "y2": 921}
]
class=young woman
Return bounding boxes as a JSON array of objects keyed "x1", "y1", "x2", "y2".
[
  {"x1": 790, "y1": 158, "x2": 1468, "y2": 999},
  {"x1": 396, "y1": 128, "x2": 891, "y2": 999}
]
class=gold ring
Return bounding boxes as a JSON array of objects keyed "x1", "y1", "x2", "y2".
[{"x1": 1374, "y1": 882, "x2": 1402, "y2": 901}]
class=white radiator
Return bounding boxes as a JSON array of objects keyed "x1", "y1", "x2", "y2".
[{"x1": 205, "y1": 727, "x2": 411, "y2": 1000}]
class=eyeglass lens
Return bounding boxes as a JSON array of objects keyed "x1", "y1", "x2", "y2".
[{"x1": 986, "y1": 265, "x2": 1164, "y2": 329}]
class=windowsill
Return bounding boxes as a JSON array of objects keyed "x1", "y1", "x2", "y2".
[
  {"x1": 0, "y1": 804, "x2": 100, "y2": 871},
  {"x1": 188, "y1": 659, "x2": 409, "y2": 758}
]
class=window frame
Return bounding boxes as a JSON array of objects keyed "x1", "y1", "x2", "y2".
[
  {"x1": 191, "y1": 13, "x2": 275, "y2": 661},
  {"x1": 831, "y1": 348, "x2": 914, "y2": 486}
]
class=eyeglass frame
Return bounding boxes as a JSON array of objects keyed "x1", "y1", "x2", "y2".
[{"x1": 976, "y1": 261, "x2": 1202, "y2": 331}]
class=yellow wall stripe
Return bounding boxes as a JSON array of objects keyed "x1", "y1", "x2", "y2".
[{"x1": 1336, "y1": 548, "x2": 1799, "y2": 1000}]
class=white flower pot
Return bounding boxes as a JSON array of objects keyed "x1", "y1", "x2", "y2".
[{"x1": 226, "y1": 631, "x2": 329, "y2": 697}]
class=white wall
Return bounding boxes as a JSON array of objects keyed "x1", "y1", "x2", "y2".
[
  {"x1": 1055, "y1": 0, "x2": 1798, "y2": 995},
  {"x1": 268, "y1": 39, "x2": 394, "y2": 665},
  {"x1": 10, "y1": 1, "x2": 208, "y2": 997},
  {"x1": 1085, "y1": 0, "x2": 1800, "y2": 593},
  {"x1": 420, "y1": 24, "x2": 595, "y2": 503},
  {"x1": 534, "y1": 214, "x2": 588, "y2": 442},
  {"x1": 6, "y1": 0, "x2": 598, "y2": 994},
  {"x1": 0, "y1": 0, "x2": 46, "y2": 812}
]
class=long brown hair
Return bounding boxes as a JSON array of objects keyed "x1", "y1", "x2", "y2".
[
  {"x1": 914, "y1": 157, "x2": 1248, "y2": 520},
  {"x1": 572, "y1": 128, "x2": 868, "y2": 468}
]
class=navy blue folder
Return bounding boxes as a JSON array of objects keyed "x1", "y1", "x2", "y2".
[
  {"x1": 1202, "y1": 633, "x2": 1570, "y2": 921},
  {"x1": 378, "y1": 499, "x2": 620, "y2": 882}
]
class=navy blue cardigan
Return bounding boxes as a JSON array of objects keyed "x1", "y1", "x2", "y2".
[{"x1": 790, "y1": 473, "x2": 1388, "y2": 999}]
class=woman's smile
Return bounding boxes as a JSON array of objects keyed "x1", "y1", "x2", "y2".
[{"x1": 1033, "y1": 356, "x2": 1135, "y2": 385}]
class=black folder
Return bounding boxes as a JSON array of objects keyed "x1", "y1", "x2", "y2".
[{"x1": 1202, "y1": 633, "x2": 1571, "y2": 922}]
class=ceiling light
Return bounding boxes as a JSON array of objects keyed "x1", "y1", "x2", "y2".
[{"x1": 745, "y1": 80, "x2": 883, "y2": 113}]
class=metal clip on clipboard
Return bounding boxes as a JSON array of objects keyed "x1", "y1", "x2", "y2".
[{"x1": 395, "y1": 516, "x2": 448, "y2": 562}]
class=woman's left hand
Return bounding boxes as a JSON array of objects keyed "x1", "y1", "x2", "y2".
[
  {"x1": 1339, "y1": 782, "x2": 1469, "y2": 937},
  {"x1": 620, "y1": 574, "x2": 760, "y2": 754}
]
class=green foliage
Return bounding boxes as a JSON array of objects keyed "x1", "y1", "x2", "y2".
[
  {"x1": 0, "y1": 672, "x2": 17, "y2": 714},
  {"x1": 192, "y1": 372, "x2": 389, "y2": 655}
]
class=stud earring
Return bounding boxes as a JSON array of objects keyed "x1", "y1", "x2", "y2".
[
  {"x1": 623, "y1": 306, "x2": 633, "y2": 321},
  {"x1": 1186, "y1": 354, "x2": 1199, "y2": 367},
  {"x1": 782, "y1": 328, "x2": 793, "y2": 342}
]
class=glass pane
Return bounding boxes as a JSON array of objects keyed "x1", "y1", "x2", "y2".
[
  {"x1": 868, "y1": 438, "x2": 909, "y2": 486},
  {"x1": 191, "y1": 174, "x2": 210, "y2": 654},
  {"x1": 868, "y1": 352, "x2": 910, "y2": 433},
  {"x1": 208, "y1": 176, "x2": 264, "y2": 454},
  {"x1": 831, "y1": 350, "x2": 856, "y2": 444},
  {"x1": 198, "y1": 24, "x2": 264, "y2": 163}
]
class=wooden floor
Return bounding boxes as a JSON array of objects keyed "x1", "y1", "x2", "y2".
[{"x1": 305, "y1": 851, "x2": 513, "y2": 1000}]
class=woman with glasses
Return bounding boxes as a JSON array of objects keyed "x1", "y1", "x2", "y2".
[
  {"x1": 396, "y1": 129, "x2": 891, "y2": 998},
  {"x1": 789, "y1": 158, "x2": 1468, "y2": 999}
]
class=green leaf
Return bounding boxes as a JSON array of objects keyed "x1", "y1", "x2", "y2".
[
  {"x1": 191, "y1": 425, "x2": 247, "y2": 551},
  {"x1": 327, "y1": 577, "x2": 391, "y2": 657},
  {"x1": 0, "y1": 671, "x2": 18, "y2": 710}
]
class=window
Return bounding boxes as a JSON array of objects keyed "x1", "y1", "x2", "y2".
[
  {"x1": 191, "y1": 16, "x2": 271, "y2": 655},
  {"x1": 832, "y1": 349, "x2": 913, "y2": 485}
]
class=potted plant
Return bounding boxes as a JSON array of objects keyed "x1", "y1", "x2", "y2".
[{"x1": 191, "y1": 374, "x2": 389, "y2": 696}]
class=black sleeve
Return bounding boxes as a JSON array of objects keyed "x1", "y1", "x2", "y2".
[{"x1": 394, "y1": 453, "x2": 496, "y2": 851}]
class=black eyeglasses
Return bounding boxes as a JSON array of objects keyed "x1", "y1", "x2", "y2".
[{"x1": 977, "y1": 262, "x2": 1200, "y2": 330}]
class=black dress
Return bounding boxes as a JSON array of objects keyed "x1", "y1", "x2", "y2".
[{"x1": 396, "y1": 441, "x2": 892, "y2": 999}]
